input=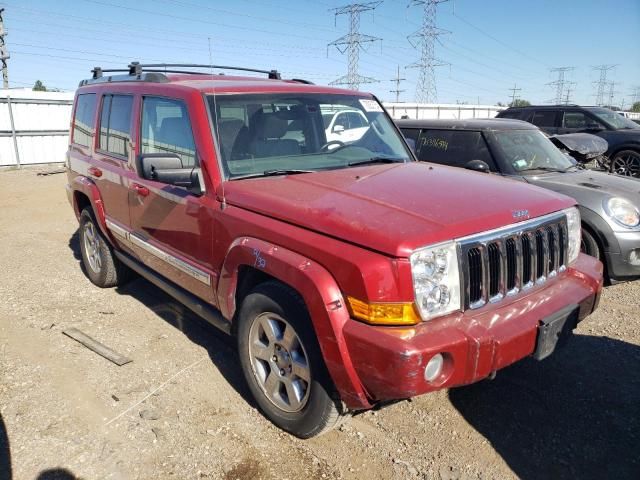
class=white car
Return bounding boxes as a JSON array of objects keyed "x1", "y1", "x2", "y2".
[{"x1": 323, "y1": 109, "x2": 370, "y2": 144}]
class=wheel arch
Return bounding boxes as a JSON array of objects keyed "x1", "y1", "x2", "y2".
[
  {"x1": 218, "y1": 236, "x2": 372, "y2": 410},
  {"x1": 70, "y1": 175, "x2": 109, "y2": 238}
]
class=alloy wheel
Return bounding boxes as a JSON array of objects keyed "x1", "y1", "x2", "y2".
[
  {"x1": 612, "y1": 152, "x2": 640, "y2": 177},
  {"x1": 248, "y1": 312, "x2": 311, "y2": 413},
  {"x1": 82, "y1": 221, "x2": 102, "y2": 273}
]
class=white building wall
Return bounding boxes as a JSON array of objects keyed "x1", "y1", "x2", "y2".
[
  {"x1": 0, "y1": 88, "x2": 73, "y2": 167},
  {"x1": 384, "y1": 102, "x2": 506, "y2": 120}
]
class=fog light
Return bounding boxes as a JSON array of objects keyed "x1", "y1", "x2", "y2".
[
  {"x1": 630, "y1": 249, "x2": 640, "y2": 266},
  {"x1": 424, "y1": 353, "x2": 444, "y2": 382}
]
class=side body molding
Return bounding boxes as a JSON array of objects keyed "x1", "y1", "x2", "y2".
[{"x1": 217, "y1": 237, "x2": 372, "y2": 410}]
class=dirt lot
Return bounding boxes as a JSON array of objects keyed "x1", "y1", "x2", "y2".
[{"x1": 1, "y1": 167, "x2": 639, "y2": 480}]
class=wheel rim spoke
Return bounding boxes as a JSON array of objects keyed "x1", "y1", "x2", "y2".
[
  {"x1": 282, "y1": 377, "x2": 303, "y2": 410},
  {"x1": 251, "y1": 339, "x2": 272, "y2": 362},
  {"x1": 263, "y1": 371, "x2": 280, "y2": 396},
  {"x1": 291, "y1": 356, "x2": 310, "y2": 382},
  {"x1": 280, "y1": 324, "x2": 297, "y2": 350}
]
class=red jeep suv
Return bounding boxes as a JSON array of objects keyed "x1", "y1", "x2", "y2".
[{"x1": 66, "y1": 62, "x2": 603, "y2": 438}]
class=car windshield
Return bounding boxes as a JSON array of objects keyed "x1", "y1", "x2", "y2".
[
  {"x1": 492, "y1": 129, "x2": 575, "y2": 173},
  {"x1": 586, "y1": 107, "x2": 640, "y2": 130},
  {"x1": 207, "y1": 93, "x2": 411, "y2": 179}
]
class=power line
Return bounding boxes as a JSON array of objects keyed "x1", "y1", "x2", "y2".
[
  {"x1": 547, "y1": 67, "x2": 574, "y2": 104},
  {"x1": 592, "y1": 64, "x2": 617, "y2": 106},
  {"x1": 406, "y1": 0, "x2": 449, "y2": 103},
  {"x1": 0, "y1": 8, "x2": 9, "y2": 88},
  {"x1": 389, "y1": 65, "x2": 406, "y2": 102},
  {"x1": 328, "y1": 2, "x2": 382, "y2": 90}
]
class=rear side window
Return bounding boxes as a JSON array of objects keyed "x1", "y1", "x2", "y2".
[
  {"x1": 141, "y1": 97, "x2": 197, "y2": 167},
  {"x1": 99, "y1": 94, "x2": 133, "y2": 158},
  {"x1": 530, "y1": 110, "x2": 558, "y2": 128},
  {"x1": 416, "y1": 129, "x2": 496, "y2": 170},
  {"x1": 72, "y1": 93, "x2": 96, "y2": 147}
]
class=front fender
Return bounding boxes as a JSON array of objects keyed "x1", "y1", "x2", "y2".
[{"x1": 217, "y1": 236, "x2": 372, "y2": 409}]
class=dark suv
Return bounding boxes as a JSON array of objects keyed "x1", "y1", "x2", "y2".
[
  {"x1": 497, "y1": 105, "x2": 640, "y2": 177},
  {"x1": 65, "y1": 62, "x2": 602, "y2": 438}
]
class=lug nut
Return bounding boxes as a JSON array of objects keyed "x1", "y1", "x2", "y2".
[
  {"x1": 279, "y1": 369, "x2": 285, "y2": 376},
  {"x1": 272, "y1": 355, "x2": 277, "y2": 362}
]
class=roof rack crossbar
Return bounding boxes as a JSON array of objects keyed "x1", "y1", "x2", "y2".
[{"x1": 127, "y1": 62, "x2": 281, "y2": 79}]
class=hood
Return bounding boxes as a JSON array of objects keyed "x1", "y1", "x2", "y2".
[
  {"x1": 223, "y1": 162, "x2": 573, "y2": 257},
  {"x1": 549, "y1": 133, "x2": 608, "y2": 160},
  {"x1": 526, "y1": 169, "x2": 640, "y2": 210}
]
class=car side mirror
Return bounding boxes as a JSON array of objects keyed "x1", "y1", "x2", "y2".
[
  {"x1": 465, "y1": 159, "x2": 491, "y2": 173},
  {"x1": 332, "y1": 124, "x2": 345, "y2": 134},
  {"x1": 137, "y1": 153, "x2": 203, "y2": 194},
  {"x1": 585, "y1": 124, "x2": 604, "y2": 132}
]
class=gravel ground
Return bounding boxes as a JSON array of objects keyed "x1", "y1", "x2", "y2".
[{"x1": 0, "y1": 167, "x2": 639, "y2": 480}]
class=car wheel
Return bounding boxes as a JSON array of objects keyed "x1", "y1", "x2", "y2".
[
  {"x1": 79, "y1": 208, "x2": 130, "y2": 288},
  {"x1": 237, "y1": 281, "x2": 344, "y2": 438},
  {"x1": 580, "y1": 228, "x2": 601, "y2": 260},
  {"x1": 610, "y1": 150, "x2": 640, "y2": 178}
]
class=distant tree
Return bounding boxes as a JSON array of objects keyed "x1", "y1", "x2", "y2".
[
  {"x1": 631, "y1": 102, "x2": 640, "y2": 113},
  {"x1": 510, "y1": 99, "x2": 531, "y2": 108},
  {"x1": 32, "y1": 80, "x2": 47, "y2": 92},
  {"x1": 496, "y1": 101, "x2": 506, "y2": 107}
]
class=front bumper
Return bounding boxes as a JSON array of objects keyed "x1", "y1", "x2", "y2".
[{"x1": 342, "y1": 254, "x2": 603, "y2": 404}]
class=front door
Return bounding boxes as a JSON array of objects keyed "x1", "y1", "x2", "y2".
[{"x1": 128, "y1": 95, "x2": 217, "y2": 304}]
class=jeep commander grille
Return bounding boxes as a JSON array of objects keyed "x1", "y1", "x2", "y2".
[{"x1": 460, "y1": 212, "x2": 568, "y2": 310}]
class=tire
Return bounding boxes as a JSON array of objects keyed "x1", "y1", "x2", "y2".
[
  {"x1": 236, "y1": 281, "x2": 344, "y2": 438},
  {"x1": 609, "y1": 150, "x2": 640, "y2": 178},
  {"x1": 580, "y1": 228, "x2": 601, "y2": 260},
  {"x1": 78, "y1": 208, "x2": 130, "y2": 288}
]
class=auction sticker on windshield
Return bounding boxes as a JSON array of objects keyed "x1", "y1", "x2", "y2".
[{"x1": 359, "y1": 99, "x2": 383, "y2": 112}]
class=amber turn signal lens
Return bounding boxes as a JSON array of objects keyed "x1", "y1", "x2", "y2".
[{"x1": 347, "y1": 296, "x2": 421, "y2": 326}]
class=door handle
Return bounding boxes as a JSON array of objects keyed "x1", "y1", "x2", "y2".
[
  {"x1": 88, "y1": 166, "x2": 102, "y2": 178},
  {"x1": 130, "y1": 183, "x2": 150, "y2": 197}
]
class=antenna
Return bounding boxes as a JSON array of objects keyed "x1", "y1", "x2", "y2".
[
  {"x1": 328, "y1": 2, "x2": 382, "y2": 90},
  {"x1": 406, "y1": 0, "x2": 449, "y2": 104}
]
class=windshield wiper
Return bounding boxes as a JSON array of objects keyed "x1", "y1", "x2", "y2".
[
  {"x1": 229, "y1": 169, "x2": 314, "y2": 181},
  {"x1": 348, "y1": 157, "x2": 406, "y2": 167},
  {"x1": 518, "y1": 166, "x2": 568, "y2": 173}
]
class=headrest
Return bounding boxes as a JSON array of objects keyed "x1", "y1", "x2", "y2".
[{"x1": 254, "y1": 113, "x2": 288, "y2": 139}]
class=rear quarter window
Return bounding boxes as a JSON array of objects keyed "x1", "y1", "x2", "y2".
[{"x1": 72, "y1": 93, "x2": 97, "y2": 147}]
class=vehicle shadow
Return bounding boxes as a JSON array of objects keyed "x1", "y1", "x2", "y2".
[
  {"x1": 0, "y1": 413, "x2": 10, "y2": 480},
  {"x1": 448, "y1": 334, "x2": 640, "y2": 480}
]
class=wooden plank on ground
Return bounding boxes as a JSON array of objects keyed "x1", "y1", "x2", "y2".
[{"x1": 63, "y1": 327, "x2": 132, "y2": 366}]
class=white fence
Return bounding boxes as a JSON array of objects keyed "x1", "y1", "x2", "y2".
[
  {"x1": 0, "y1": 89, "x2": 73, "y2": 167},
  {"x1": 384, "y1": 102, "x2": 506, "y2": 120}
]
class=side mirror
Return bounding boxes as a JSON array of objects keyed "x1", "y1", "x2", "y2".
[
  {"x1": 465, "y1": 159, "x2": 491, "y2": 173},
  {"x1": 585, "y1": 124, "x2": 604, "y2": 132},
  {"x1": 332, "y1": 124, "x2": 345, "y2": 134},
  {"x1": 137, "y1": 153, "x2": 202, "y2": 194}
]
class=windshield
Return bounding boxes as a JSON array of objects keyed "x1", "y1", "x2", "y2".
[
  {"x1": 492, "y1": 130, "x2": 575, "y2": 173},
  {"x1": 207, "y1": 93, "x2": 411, "y2": 179},
  {"x1": 587, "y1": 107, "x2": 640, "y2": 130}
]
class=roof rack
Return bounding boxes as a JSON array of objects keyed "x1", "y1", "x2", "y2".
[{"x1": 80, "y1": 61, "x2": 282, "y2": 86}]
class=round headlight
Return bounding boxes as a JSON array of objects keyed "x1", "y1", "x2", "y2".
[{"x1": 604, "y1": 197, "x2": 640, "y2": 228}]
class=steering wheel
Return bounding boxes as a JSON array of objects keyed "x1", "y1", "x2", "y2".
[{"x1": 320, "y1": 140, "x2": 347, "y2": 152}]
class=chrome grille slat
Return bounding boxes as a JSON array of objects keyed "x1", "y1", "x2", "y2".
[{"x1": 461, "y1": 213, "x2": 568, "y2": 310}]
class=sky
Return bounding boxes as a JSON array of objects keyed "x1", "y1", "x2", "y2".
[{"x1": 2, "y1": 0, "x2": 639, "y2": 107}]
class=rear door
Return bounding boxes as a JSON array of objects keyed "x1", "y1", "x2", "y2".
[
  {"x1": 528, "y1": 110, "x2": 560, "y2": 135},
  {"x1": 127, "y1": 95, "x2": 217, "y2": 304},
  {"x1": 91, "y1": 93, "x2": 135, "y2": 230}
]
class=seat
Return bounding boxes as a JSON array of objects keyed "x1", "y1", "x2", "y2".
[
  {"x1": 249, "y1": 112, "x2": 301, "y2": 158},
  {"x1": 217, "y1": 118, "x2": 246, "y2": 160}
]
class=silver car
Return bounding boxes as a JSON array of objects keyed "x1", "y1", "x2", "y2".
[{"x1": 398, "y1": 118, "x2": 640, "y2": 282}]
